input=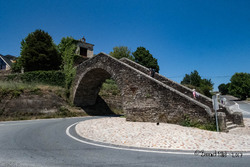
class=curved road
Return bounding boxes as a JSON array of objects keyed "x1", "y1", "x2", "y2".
[
  {"x1": 0, "y1": 117, "x2": 249, "y2": 167},
  {"x1": 221, "y1": 95, "x2": 250, "y2": 118}
]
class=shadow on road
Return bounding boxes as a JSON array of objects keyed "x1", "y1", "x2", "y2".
[{"x1": 81, "y1": 95, "x2": 122, "y2": 116}]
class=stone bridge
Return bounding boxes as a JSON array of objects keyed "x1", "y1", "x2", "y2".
[{"x1": 71, "y1": 53, "x2": 243, "y2": 131}]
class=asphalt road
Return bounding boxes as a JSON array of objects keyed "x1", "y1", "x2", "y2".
[
  {"x1": 0, "y1": 117, "x2": 249, "y2": 167},
  {"x1": 221, "y1": 95, "x2": 250, "y2": 118}
]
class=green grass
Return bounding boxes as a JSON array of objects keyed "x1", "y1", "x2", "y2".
[
  {"x1": 0, "y1": 81, "x2": 85, "y2": 121},
  {"x1": 0, "y1": 81, "x2": 38, "y2": 90},
  {"x1": 180, "y1": 114, "x2": 217, "y2": 131},
  {"x1": 99, "y1": 79, "x2": 120, "y2": 96},
  {"x1": 0, "y1": 81, "x2": 65, "y2": 99}
]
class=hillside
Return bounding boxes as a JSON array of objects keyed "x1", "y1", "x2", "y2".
[
  {"x1": 0, "y1": 82, "x2": 87, "y2": 121},
  {"x1": 0, "y1": 78, "x2": 123, "y2": 121}
]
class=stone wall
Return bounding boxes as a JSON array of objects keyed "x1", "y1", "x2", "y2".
[
  {"x1": 71, "y1": 53, "x2": 214, "y2": 125},
  {"x1": 120, "y1": 57, "x2": 243, "y2": 126},
  {"x1": 120, "y1": 58, "x2": 213, "y2": 109}
]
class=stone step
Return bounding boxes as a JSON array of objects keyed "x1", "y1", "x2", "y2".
[
  {"x1": 226, "y1": 121, "x2": 234, "y2": 126},
  {"x1": 227, "y1": 124, "x2": 237, "y2": 130}
]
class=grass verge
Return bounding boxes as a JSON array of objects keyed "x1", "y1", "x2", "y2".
[
  {"x1": 0, "y1": 106, "x2": 88, "y2": 122},
  {"x1": 0, "y1": 81, "x2": 88, "y2": 121},
  {"x1": 180, "y1": 114, "x2": 217, "y2": 131}
]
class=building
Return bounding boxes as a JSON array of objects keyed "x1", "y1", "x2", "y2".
[
  {"x1": 0, "y1": 54, "x2": 15, "y2": 71},
  {"x1": 75, "y1": 37, "x2": 94, "y2": 58}
]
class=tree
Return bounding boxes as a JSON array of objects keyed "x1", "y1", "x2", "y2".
[
  {"x1": 181, "y1": 70, "x2": 213, "y2": 97},
  {"x1": 109, "y1": 46, "x2": 134, "y2": 60},
  {"x1": 218, "y1": 83, "x2": 230, "y2": 95},
  {"x1": 190, "y1": 70, "x2": 202, "y2": 87},
  {"x1": 58, "y1": 37, "x2": 77, "y2": 90},
  {"x1": 181, "y1": 70, "x2": 202, "y2": 87},
  {"x1": 180, "y1": 74, "x2": 191, "y2": 85},
  {"x1": 11, "y1": 57, "x2": 22, "y2": 72},
  {"x1": 132, "y1": 47, "x2": 159, "y2": 72},
  {"x1": 229, "y1": 72, "x2": 250, "y2": 100},
  {"x1": 20, "y1": 29, "x2": 61, "y2": 72},
  {"x1": 200, "y1": 78, "x2": 213, "y2": 97}
]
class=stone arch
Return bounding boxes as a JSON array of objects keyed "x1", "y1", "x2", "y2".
[
  {"x1": 71, "y1": 53, "x2": 222, "y2": 129},
  {"x1": 73, "y1": 66, "x2": 122, "y2": 107}
]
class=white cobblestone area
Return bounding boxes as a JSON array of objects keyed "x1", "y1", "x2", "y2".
[{"x1": 76, "y1": 117, "x2": 250, "y2": 151}]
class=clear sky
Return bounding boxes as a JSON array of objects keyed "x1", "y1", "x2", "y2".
[{"x1": 0, "y1": 0, "x2": 249, "y2": 90}]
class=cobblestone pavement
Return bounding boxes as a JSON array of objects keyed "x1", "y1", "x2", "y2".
[{"x1": 76, "y1": 117, "x2": 250, "y2": 151}]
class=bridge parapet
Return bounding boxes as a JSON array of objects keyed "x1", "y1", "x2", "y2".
[
  {"x1": 120, "y1": 57, "x2": 244, "y2": 127},
  {"x1": 71, "y1": 53, "x2": 215, "y2": 126}
]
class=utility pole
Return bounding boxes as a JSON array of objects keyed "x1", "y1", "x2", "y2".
[{"x1": 212, "y1": 94, "x2": 220, "y2": 132}]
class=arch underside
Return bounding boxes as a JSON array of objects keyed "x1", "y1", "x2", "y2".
[{"x1": 74, "y1": 68, "x2": 111, "y2": 107}]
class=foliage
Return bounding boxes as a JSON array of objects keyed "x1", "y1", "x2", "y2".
[
  {"x1": 0, "y1": 106, "x2": 87, "y2": 121},
  {"x1": 19, "y1": 29, "x2": 61, "y2": 72},
  {"x1": 181, "y1": 70, "x2": 214, "y2": 97},
  {"x1": 190, "y1": 70, "x2": 202, "y2": 87},
  {"x1": 99, "y1": 79, "x2": 120, "y2": 96},
  {"x1": 58, "y1": 37, "x2": 77, "y2": 91},
  {"x1": 0, "y1": 81, "x2": 41, "y2": 99},
  {"x1": 200, "y1": 78, "x2": 214, "y2": 97},
  {"x1": 180, "y1": 114, "x2": 216, "y2": 131},
  {"x1": 58, "y1": 37, "x2": 76, "y2": 55},
  {"x1": 132, "y1": 47, "x2": 159, "y2": 72},
  {"x1": 11, "y1": 58, "x2": 22, "y2": 73},
  {"x1": 181, "y1": 70, "x2": 201, "y2": 87},
  {"x1": 218, "y1": 83, "x2": 230, "y2": 95},
  {"x1": 109, "y1": 46, "x2": 134, "y2": 60},
  {"x1": 7, "y1": 71, "x2": 65, "y2": 87},
  {"x1": 180, "y1": 74, "x2": 191, "y2": 85},
  {"x1": 229, "y1": 72, "x2": 250, "y2": 100},
  {"x1": 0, "y1": 81, "x2": 87, "y2": 121}
]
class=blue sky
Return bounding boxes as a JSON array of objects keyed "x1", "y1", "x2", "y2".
[{"x1": 0, "y1": 0, "x2": 249, "y2": 90}]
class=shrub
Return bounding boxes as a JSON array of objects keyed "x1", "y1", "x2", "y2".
[
  {"x1": 99, "y1": 79, "x2": 120, "y2": 96},
  {"x1": 7, "y1": 71, "x2": 65, "y2": 87},
  {"x1": 180, "y1": 114, "x2": 216, "y2": 131}
]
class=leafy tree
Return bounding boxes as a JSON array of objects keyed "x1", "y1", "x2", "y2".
[
  {"x1": 132, "y1": 47, "x2": 159, "y2": 72},
  {"x1": 11, "y1": 58, "x2": 22, "y2": 73},
  {"x1": 200, "y1": 78, "x2": 213, "y2": 97},
  {"x1": 229, "y1": 72, "x2": 250, "y2": 100},
  {"x1": 20, "y1": 29, "x2": 61, "y2": 72},
  {"x1": 218, "y1": 83, "x2": 230, "y2": 95},
  {"x1": 58, "y1": 37, "x2": 76, "y2": 55},
  {"x1": 181, "y1": 70, "x2": 202, "y2": 87},
  {"x1": 109, "y1": 46, "x2": 134, "y2": 60},
  {"x1": 180, "y1": 74, "x2": 191, "y2": 85},
  {"x1": 58, "y1": 37, "x2": 77, "y2": 90},
  {"x1": 181, "y1": 70, "x2": 213, "y2": 97},
  {"x1": 190, "y1": 70, "x2": 202, "y2": 87}
]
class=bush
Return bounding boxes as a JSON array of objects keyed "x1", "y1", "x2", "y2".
[
  {"x1": 99, "y1": 79, "x2": 120, "y2": 96},
  {"x1": 58, "y1": 37, "x2": 77, "y2": 90},
  {"x1": 180, "y1": 114, "x2": 216, "y2": 131},
  {"x1": 7, "y1": 71, "x2": 65, "y2": 87}
]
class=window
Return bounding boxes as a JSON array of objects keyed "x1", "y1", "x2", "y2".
[{"x1": 80, "y1": 47, "x2": 87, "y2": 57}]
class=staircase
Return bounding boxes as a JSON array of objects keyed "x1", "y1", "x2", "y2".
[
  {"x1": 226, "y1": 119, "x2": 238, "y2": 130},
  {"x1": 120, "y1": 57, "x2": 244, "y2": 132}
]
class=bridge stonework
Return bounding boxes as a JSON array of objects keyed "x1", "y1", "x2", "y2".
[{"x1": 71, "y1": 53, "x2": 216, "y2": 125}]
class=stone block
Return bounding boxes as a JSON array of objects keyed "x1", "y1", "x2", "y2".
[
  {"x1": 217, "y1": 112, "x2": 227, "y2": 132},
  {"x1": 232, "y1": 112, "x2": 244, "y2": 126}
]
